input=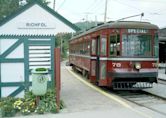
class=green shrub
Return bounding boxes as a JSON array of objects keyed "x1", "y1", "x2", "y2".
[
  {"x1": 0, "y1": 89, "x2": 63, "y2": 116},
  {"x1": 60, "y1": 100, "x2": 65, "y2": 109},
  {"x1": 1, "y1": 97, "x2": 17, "y2": 117}
]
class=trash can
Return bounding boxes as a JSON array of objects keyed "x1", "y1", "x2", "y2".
[{"x1": 31, "y1": 68, "x2": 48, "y2": 96}]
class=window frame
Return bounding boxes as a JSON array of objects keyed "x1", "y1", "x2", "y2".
[
  {"x1": 91, "y1": 38, "x2": 97, "y2": 56},
  {"x1": 121, "y1": 33, "x2": 152, "y2": 57},
  {"x1": 109, "y1": 33, "x2": 120, "y2": 57},
  {"x1": 100, "y1": 36, "x2": 107, "y2": 56},
  {"x1": 154, "y1": 33, "x2": 159, "y2": 57}
]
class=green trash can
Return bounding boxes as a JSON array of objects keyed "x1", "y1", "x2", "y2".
[{"x1": 31, "y1": 68, "x2": 48, "y2": 96}]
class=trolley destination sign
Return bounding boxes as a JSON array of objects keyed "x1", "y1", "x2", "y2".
[{"x1": 127, "y1": 29, "x2": 149, "y2": 33}]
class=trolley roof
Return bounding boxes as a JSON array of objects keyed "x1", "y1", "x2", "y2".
[{"x1": 70, "y1": 21, "x2": 158, "y2": 41}]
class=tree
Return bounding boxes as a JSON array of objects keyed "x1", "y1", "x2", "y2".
[
  {"x1": 0, "y1": 0, "x2": 19, "y2": 20},
  {"x1": 0, "y1": 0, "x2": 50, "y2": 21},
  {"x1": 27, "y1": 0, "x2": 50, "y2": 5},
  {"x1": 75, "y1": 21, "x2": 103, "y2": 31},
  {"x1": 55, "y1": 33, "x2": 72, "y2": 58}
]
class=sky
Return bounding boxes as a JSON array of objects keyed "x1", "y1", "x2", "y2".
[{"x1": 47, "y1": 0, "x2": 166, "y2": 28}]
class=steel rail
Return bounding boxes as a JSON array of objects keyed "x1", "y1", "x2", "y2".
[{"x1": 111, "y1": 90, "x2": 166, "y2": 116}]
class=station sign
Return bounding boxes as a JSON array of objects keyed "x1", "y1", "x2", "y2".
[{"x1": 18, "y1": 22, "x2": 56, "y2": 29}]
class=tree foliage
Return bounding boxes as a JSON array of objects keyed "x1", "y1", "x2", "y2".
[
  {"x1": 75, "y1": 21, "x2": 102, "y2": 31},
  {"x1": 55, "y1": 33, "x2": 72, "y2": 58},
  {"x1": 0, "y1": 0, "x2": 19, "y2": 20},
  {"x1": 27, "y1": 0, "x2": 50, "y2": 5},
  {"x1": 0, "y1": 0, "x2": 71, "y2": 59},
  {"x1": 0, "y1": 0, "x2": 50, "y2": 21}
]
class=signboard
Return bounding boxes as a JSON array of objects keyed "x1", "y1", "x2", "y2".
[
  {"x1": 127, "y1": 29, "x2": 149, "y2": 33},
  {"x1": 18, "y1": 22, "x2": 56, "y2": 29}
]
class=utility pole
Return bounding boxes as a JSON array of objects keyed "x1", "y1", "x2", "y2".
[
  {"x1": 60, "y1": 34, "x2": 63, "y2": 56},
  {"x1": 86, "y1": 14, "x2": 88, "y2": 30},
  {"x1": 95, "y1": 15, "x2": 98, "y2": 26},
  {"x1": 104, "y1": 0, "x2": 108, "y2": 23},
  {"x1": 84, "y1": 12, "x2": 92, "y2": 30},
  {"x1": 53, "y1": 0, "x2": 56, "y2": 10}
]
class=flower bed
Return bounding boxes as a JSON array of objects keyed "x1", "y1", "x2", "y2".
[{"x1": 0, "y1": 89, "x2": 64, "y2": 117}]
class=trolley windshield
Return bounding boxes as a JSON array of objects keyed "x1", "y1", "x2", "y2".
[{"x1": 122, "y1": 34, "x2": 152, "y2": 56}]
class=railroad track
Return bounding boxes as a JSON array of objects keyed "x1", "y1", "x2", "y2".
[
  {"x1": 158, "y1": 78, "x2": 166, "y2": 85},
  {"x1": 110, "y1": 90, "x2": 166, "y2": 116}
]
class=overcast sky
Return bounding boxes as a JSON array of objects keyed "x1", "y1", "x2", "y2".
[{"x1": 47, "y1": 0, "x2": 166, "y2": 28}]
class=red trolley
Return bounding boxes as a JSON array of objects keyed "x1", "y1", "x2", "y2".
[{"x1": 69, "y1": 21, "x2": 159, "y2": 90}]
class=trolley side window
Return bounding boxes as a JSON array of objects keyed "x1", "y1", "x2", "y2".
[
  {"x1": 101, "y1": 37, "x2": 107, "y2": 56},
  {"x1": 87, "y1": 41, "x2": 90, "y2": 55},
  {"x1": 77, "y1": 44, "x2": 80, "y2": 54},
  {"x1": 84, "y1": 41, "x2": 90, "y2": 55},
  {"x1": 110, "y1": 34, "x2": 120, "y2": 56},
  {"x1": 91, "y1": 39, "x2": 96, "y2": 55},
  {"x1": 154, "y1": 33, "x2": 159, "y2": 57}
]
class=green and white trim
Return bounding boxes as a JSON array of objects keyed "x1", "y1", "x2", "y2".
[
  {"x1": 0, "y1": 36, "x2": 55, "y2": 97},
  {"x1": 0, "y1": 0, "x2": 79, "y2": 97}
]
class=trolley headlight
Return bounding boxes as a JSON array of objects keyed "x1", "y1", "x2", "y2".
[{"x1": 135, "y1": 63, "x2": 141, "y2": 70}]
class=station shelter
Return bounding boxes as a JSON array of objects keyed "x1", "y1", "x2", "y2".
[{"x1": 0, "y1": 0, "x2": 79, "y2": 97}]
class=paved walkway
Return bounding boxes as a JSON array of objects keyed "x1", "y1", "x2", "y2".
[
  {"x1": 158, "y1": 63, "x2": 166, "y2": 80},
  {"x1": 144, "y1": 83, "x2": 166, "y2": 99},
  {"x1": 144, "y1": 68, "x2": 166, "y2": 99},
  {"x1": 158, "y1": 71, "x2": 166, "y2": 80},
  {"x1": 13, "y1": 63, "x2": 166, "y2": 118},
  {"x1": 59, "y1": 63, "x2": 165, "y2": 118},
  {"x1": 158, "y1": 73, "x2": 166, "y2": 80},
  {"x1": 61, "y1": 64, "x2": 122, "y2": 113}
]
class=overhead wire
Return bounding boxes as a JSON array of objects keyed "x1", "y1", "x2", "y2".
[
  {"x1": 128, "y1": 0, "x2": 166, "y2": 4},
  {"x1": 56, "y1": 0, "x2": 66, "y2": 11},
  {"x1": 111, "y1": 0, "x2": 142, "y2": 12},
  {"x1": 112, "y1": 0, "x2": 166, "y2": 16},
  {"x1": 84, "y1": 0, "x2": 99, "y2": 12},
  {"x1": 127, "y1": 0, "x2": 166, "y2": 14},
  {"x1": 105, "y1": 0, "x2": 145, "y2": 21},
  {"x1": 93, "y1": 0, "x2": 105, "y2": 13},
  {"x1": 82, "y1": 0, "x2": 105, "y2": 22},
  {"x1": 84, "y1": 0, "x2": 106, "y2": 14}
]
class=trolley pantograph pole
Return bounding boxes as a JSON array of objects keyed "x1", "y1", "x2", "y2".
[{"x1": 104, "y1": 0, "x2": 108, "y2": 23}]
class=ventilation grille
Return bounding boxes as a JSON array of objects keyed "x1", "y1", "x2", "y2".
[{"x1": 29, "y1": 46, "x2": 51, "y2": 70}]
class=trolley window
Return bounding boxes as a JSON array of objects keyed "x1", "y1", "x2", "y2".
[
  {"x1": 122, "y1": 34, "x2": 152, "y2": 56},
  {"x1": 84, "y1": 41, "x2": 90, "y2": 55},
  {"x1": 154, "y1": 33, "x2": 159, "y2": 57},
  {"x1": 91, "y1": 39, "x2": 96, "y2": 55},
  {"x1": 100, "y1": 61, "x2": 106, "y2": 80},
  {"x1": 110, "y1": 34, "x2": 120, "y2": 56},
  {"x1": 101, "y1": 37, "x2": 107, "y2": 56}
]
